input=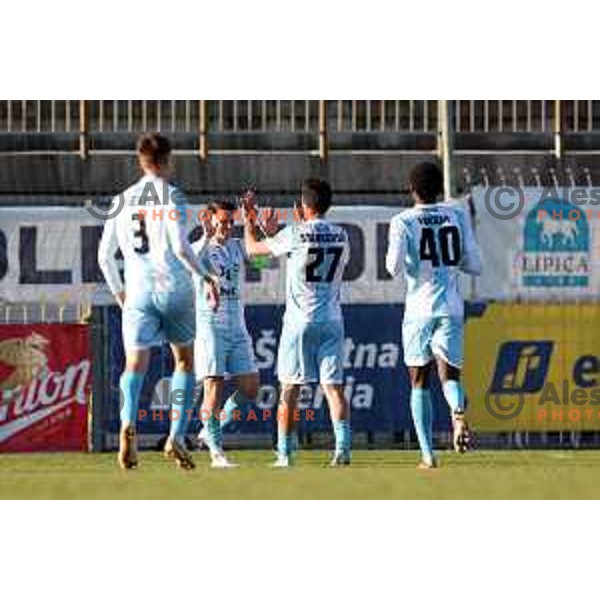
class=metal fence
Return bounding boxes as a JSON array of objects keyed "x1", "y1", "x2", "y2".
[
  {"x1": 2, "y1": 100, "x2": 599, "y2": 159},
  {"x1": 454, "y1": 100, "x2": 600, "y2": 133},
  {"x1": 1, "y1": 301, "x2": 92, "y2": 325},
  {"x1": 0, "y1": 100, "x2": 438, "y2": 134}
]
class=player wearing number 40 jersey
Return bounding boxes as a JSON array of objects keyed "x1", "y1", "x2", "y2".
[
  {"x1": 386, "y1": 162, "x2": 482, "y2": 469},
  {"x1": 242, "y1": 180, "x2": 352, "y2": 468},
  {"x1": 98, "y1": 133, "x2": 219, "y2": 471}
]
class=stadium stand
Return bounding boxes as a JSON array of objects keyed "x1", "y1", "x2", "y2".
[{"x1": 1, "y1": 100, "x2": 600, "y2": 203}]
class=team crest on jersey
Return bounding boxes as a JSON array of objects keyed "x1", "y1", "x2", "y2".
[{"x1": 207, "y1": 243, "x2": 241, "y2": 299}]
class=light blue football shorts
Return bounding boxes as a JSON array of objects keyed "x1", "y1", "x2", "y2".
[
  {"x1": 195, "y1": 322, "x2": 257, "y2": 379},
  {"x1": 402, "y1": 315, "x2": 464, "y2": 368},
  {"x1": 122, "y1": 289, "x2": 196, "y2": 351},
  {"x1": 276, "y1": 320, "x2": 345, "y2": 385}
]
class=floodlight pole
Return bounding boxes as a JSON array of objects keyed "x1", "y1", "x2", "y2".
[{"x1": 438, "y1": 100, "x2": 456, "y2": 198}]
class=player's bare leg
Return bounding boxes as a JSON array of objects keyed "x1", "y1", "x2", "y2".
[
  {"x1": 234, "y1": 372, "x2": 260, "y2": 404},
  {"x1": 436, "y1": 358, "x2": 471, "y2": 453},
  {"x1": 164, "y1": 344, "x2": 196, "y2": 470},
  {"x1": 118, "y1": 349, "x2": 149, "y2": 470},
  {"x1": 197, "y1": 376, "x2": 222, "y2": 449},
  {"x1": 200, "y1": 371, "x2": 259, "y2": 444},
  {"x1": 409, "y1": 364, "x2": 438, "y2": 469},
  {"x1": 199, "y1": 376, "x2": 238, "y2": 468},
  {"x1": 322, "y1": 384, "x2": 352, "y2": 466},
  {"x1": 273, "y1": 384, "x2": 299, "y2": 467}
]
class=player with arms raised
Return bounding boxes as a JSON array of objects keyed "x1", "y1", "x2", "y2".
[
  {"x1": 193, "y1": 200, "x2": 272, "y2": 468},
  {"x1": 386, "y1": 162, "x2": 482, "y2": 469},
  {"x1": 242, "y1": 180, "x2": 352, "y2": 467},
  {"x1": 98, "y1": 133, "x2": 219, "y2": 470}
]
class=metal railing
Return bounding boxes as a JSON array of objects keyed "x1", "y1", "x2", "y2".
[
  {"x1": 0, "y1": 100, "x2": 80, "y2": 133},
  {"x1": 1, "y1": 301, "x2": 92, "y2": 324},
  {"x1": 454, "y1": 100, "x2": 552, "y2": 133},
  {"x1": 0, "y1": 100, "x2": 437, "y2": 135},
  {"x1": 1, "y1": 100, "x2": 600, "y2": 159}
]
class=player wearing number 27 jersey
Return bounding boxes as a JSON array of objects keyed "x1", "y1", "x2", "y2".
[
  {"x1": 243, "y1": 179, "x2": 352, "y2": 467},
  {"x1": 267, "y1": 217, "x2": 349, "y2": 383}
]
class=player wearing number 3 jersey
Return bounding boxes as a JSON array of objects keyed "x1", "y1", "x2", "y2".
[
  {"x1": 98, "y1": 133, "x2": 219, "y2": 471},
  {"x1": 243, "y1": 179, "x2": 352, "y2": 468},
  {"x1": 386, "y1": 162, "x2": 482, "y2": 469}
]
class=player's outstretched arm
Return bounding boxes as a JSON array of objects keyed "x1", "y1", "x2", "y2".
[
  {"x1": 243, "y1": 218, "x2": 274, "y2": 258},
  {"x1": 241, "y1": 190, "x2": 274, "y2": 258},
  {"x1": 97, "y1": 212, "x2": 125, "y2": 307},
  {"x1": 385, "y1": 217, "x2": 407, "y2": 277},
  {"x1": 193, "y1": 208, "x2": 217, "y2": 253},
  {"x1": 167, "y1": 205, "x2": 213, "y2": 279},
  {"x1": 167, "y1": 203, "x2": 220, "y2": 309},
  {"x1": 191, "y1": 212, "x2": 214, "y2": 260}
]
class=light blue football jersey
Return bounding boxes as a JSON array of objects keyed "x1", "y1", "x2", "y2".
[
  {"x1": 386, "y1": 202, "x2": 482, "y2": 318},
  {"x1": 98, "y1": 174, "x2": 198, "y2": 298},
  {"x1": 266, "y1": 218, "x2": 349, "y2": 325},
  {"x1": 193, "y1": 237, "x2": 247, "y2": 328}
]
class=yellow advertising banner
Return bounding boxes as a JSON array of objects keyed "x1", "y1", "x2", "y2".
[{"x1": 464, "y1": 303, "x2": 600, "y2": 431}]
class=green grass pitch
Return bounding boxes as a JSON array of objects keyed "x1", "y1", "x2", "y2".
[{"x1": 1, "y1": 450, "x2": 600, "y2": 499}]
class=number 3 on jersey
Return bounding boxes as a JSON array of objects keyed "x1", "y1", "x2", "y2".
[
  {"x1": 132, "y1": 213, "x2": 150, "y2": 254},
  {"x1": 419, "y1": 225, "x2": 461, "y2": 267}
]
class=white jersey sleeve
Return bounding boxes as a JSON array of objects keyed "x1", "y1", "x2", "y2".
[
  {"x1": 386, "y1": 217, "x2": 408, "y2": 278},
  {"x1": 165, "y1": 198, "x2": 209, "y2": 280},
  {"x1": 265, "y1": 225, "x2": 298, "y2": 257},
  {"x1": 191, "y1": 234, "x2": 208, "y2": 255},
  {"x1": 97, "y1": 202, "x2": 124, "y2": 295},
  {"x1": 457, "y1": 208, "x2": 482, "y2": 276}
]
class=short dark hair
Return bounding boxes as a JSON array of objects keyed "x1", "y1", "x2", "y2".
[
  {"x1": 301, "y1": 178, "x2": 333, "y2": 215},
  {"x1": 408, "y1": 162, "x2": 444, "y2": 203},
  {"x1": 207, "y1": 199, "x2": 236, "y2": 213},
  {"x1": 137, "y1": 132, "x2": 172, "y2": 167}
]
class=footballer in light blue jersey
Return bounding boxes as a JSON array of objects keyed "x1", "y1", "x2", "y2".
[
  {"x1": 98, "y1": 133, "x2": 219, "y2": 471},
  {"x1": 243, "y1": 180, "x2": 352, "y2": 468},
  {"x1": 192, "y1": 200, "x2": 261, "y2": 468},
  {"x1": 266, "y1": 218, "x2": 348, "y2": 326},
  {"x1": 386, "y1": 162, "x2": 482, "y2": 469}
]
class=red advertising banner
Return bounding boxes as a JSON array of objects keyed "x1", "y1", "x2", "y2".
[{"x1": 0, "y1": 324, "x2": 91, "y2": 452}]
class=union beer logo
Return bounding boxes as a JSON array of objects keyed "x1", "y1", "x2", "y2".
[{"x1": 0, "y1": 333, "x2": 50, "y2": 398}]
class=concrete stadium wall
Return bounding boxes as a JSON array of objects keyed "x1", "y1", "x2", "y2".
[{"x1": 1, "y1": 132, "x2": 600, "y2": 205}]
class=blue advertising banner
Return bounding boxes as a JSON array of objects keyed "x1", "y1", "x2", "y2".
[{"x1": 105, "y1": 304, "x2": 470, "y2": 444}]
